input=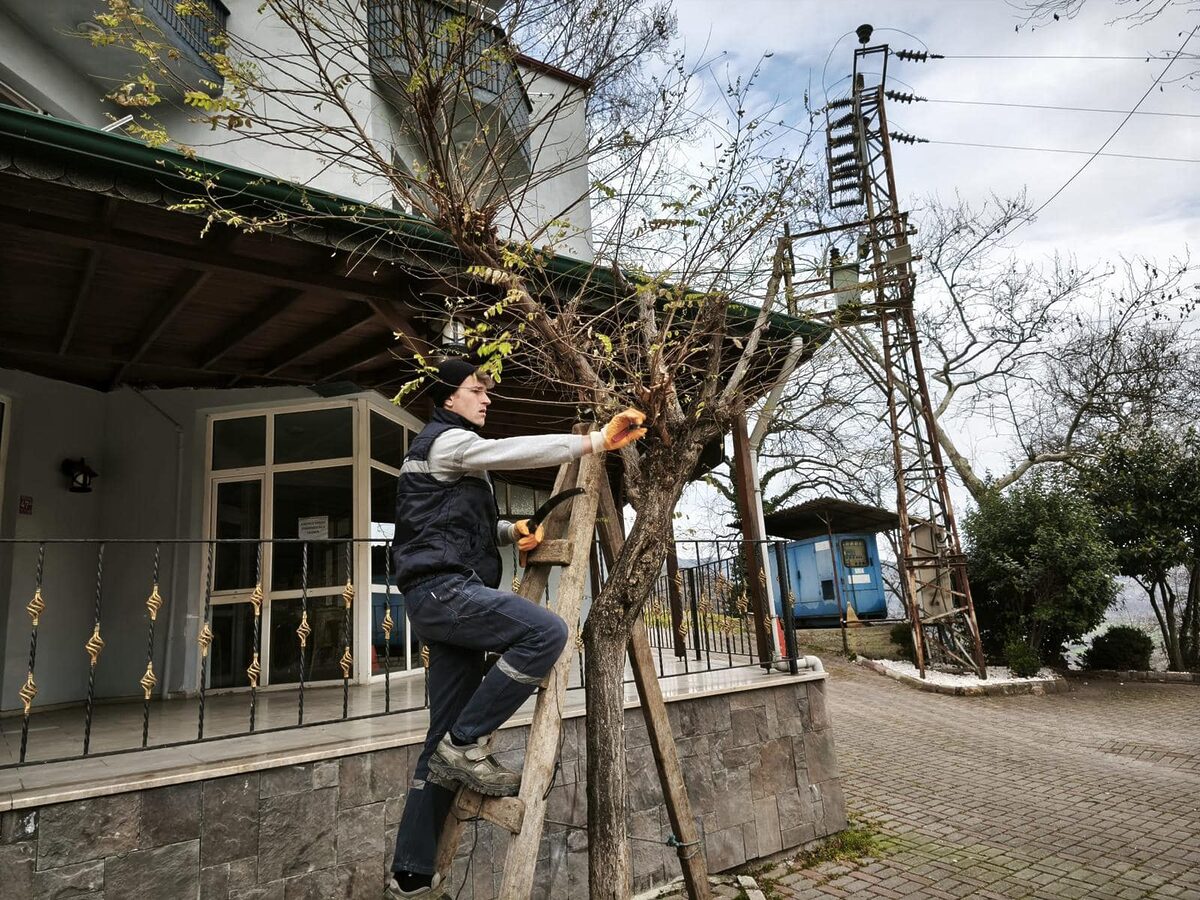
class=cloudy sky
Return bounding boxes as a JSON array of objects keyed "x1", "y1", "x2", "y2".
[
  {"x1": 672, "y1": 0, "x2": 1198, "y2": 265},
  {"x1": 663, "y1": 0, "x2": 1198, "y2": 537}
]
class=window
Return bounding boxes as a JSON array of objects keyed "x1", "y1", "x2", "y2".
[
  {"x1": 213, "y1": 480, "x2": 262, "y2": 592},
  {"x1": 840, "y1": 538, "x2": 869, "y2": 569},
  {"x1": 370, "y1": 411, "x2": 407, "y2": 469},
  {"x1": 212, "y1": 416, "x2": 266, "y2": 469},
  {"x1": 274, "y1": 407, "x2": 353, "y2": 463}
]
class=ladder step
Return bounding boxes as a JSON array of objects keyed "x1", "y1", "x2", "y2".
[
  {"x1": 454, "y1": 787, "x2": 527, "y2": 834},
  {"x1": 524, "y1": 539, "x2": 575, "y2": 566}
]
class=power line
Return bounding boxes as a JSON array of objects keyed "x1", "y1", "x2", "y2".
[
  {"x1": 937, "y1": 54, "x2": 1194, "y2": 60},
  {"x1": 924, "y1": 97, "x2": 1199, "y2": 119},
  {"x1": 915, "y1": 139, "x2": 1199, "y2": 164},
  {"x1": 1020, "y1": 24, "x2": 1199, "y2": 228}
]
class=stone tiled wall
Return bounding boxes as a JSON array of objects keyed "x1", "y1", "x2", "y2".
[{"x1": 0, "y1": 679, "x2": 844, "y2": 899}]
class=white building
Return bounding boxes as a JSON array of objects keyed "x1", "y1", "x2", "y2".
[{"x1": 0, "y1": 0, "x2": 595, "y2": 712}]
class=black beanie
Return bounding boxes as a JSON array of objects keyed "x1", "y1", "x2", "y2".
[{"x1": 428, "y1": 358, "x2": 478, "y2": 408}]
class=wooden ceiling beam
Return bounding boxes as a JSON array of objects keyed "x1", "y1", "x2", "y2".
[
  {"x1": 0, "y1": 337, "x2": 301, "y2": 385},
  {"x1": 317, "y1": 331, "x2": 405, "y2": 383},
  {"x1": 198, "y1": 287, "x2": 305, "y2": 368},
  {"x1": 59, "y1": 198, "x2": 118, "y2": 355},
  {"x1": 110, "y1": 269, "x2": 212, "y2": 388},
  {"x1": 0, "y1": 207, "x2": 414, "y2": 305},
  {"x1": 230, "y1": 305, "x2": 377, "y2": 385}
]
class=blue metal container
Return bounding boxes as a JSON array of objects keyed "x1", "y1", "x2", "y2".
[{"x1": 770, "y1": 531, "x2": 887, "y2": 626}]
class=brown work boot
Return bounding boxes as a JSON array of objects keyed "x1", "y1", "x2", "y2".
[{"x1": 426, "y1": 733, "x2": 521, "y2": 797}]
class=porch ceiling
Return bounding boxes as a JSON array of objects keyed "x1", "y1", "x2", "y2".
[{"x1": 0, "y1": 105, "x2": 830, "y2": 469}]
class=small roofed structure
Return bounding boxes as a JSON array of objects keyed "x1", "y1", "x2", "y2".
[{"x1": 761, "y1": 497, "x2": 900, "y2": 541}]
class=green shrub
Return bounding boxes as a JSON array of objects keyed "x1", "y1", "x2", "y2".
[
  {"x1": 889, "y1": 622, "x2": 915, "y2": 661},
  {"x1": 1004, "y1": 639, "x2": 1042, "y2": 677},
  {"x1": 1083, "y1": 625, "x2": 1154, "y2": 671},
  {"x1": 965, "y1": 477, "x2": 1118, "y2": 663}
]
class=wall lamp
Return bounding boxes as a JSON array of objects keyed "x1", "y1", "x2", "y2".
[{"x1": 60, "y1": 458, "x2": 98, "y2": 493}]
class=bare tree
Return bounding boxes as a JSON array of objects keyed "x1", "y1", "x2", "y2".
[
  {"x1": 93, "y1": 3, "x2": 818, "y2": 896},
  {"x1": 1016, "y1": 0, "x2": 1200, "y2": 28}
]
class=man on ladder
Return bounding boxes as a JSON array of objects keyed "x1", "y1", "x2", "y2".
[{"x1": 386, "y1": 357, "x2": 647, "y2": 898}]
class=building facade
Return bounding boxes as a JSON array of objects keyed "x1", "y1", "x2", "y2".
[{"x1": 0, "y1": 0, "x2": 586, "y2": 712}]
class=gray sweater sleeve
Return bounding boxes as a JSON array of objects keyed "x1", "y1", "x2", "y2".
[
  {"x1": 428, "y1": 430, "x2": 588, "y2": 475},
  {"x1": 429, "y1": 431, "x2": 592, "y2": 547}
]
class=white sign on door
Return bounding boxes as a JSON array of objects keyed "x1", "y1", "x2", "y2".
[{"x1": 298, "y1": 515, "x2": 329, "y2": 540}]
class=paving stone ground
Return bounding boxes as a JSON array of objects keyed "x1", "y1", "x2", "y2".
[{"x1": 752, "y1": 659, "x2": 1200, "y2": 900}]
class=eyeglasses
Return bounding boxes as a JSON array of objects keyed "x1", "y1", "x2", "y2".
[{"x1": 458, "y1": 386, "x2": 490, "y2": 398}]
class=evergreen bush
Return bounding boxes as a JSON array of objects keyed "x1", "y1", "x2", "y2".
[{"x1": 1083, "y1": 625, "x2": 1154, "y2": 671}]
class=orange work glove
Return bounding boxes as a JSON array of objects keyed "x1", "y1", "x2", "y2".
[
  {"x1": 513, "y1": 519, "x2": 545, "y2": 567},
  {"x1": 601, "y1": 408, "x2": 647, "y2": 451}
]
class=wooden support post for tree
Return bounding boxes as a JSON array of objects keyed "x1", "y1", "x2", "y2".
[
  {"x1": 731, "y1": 412, "x2": 776, "y2": 668},
  {"x1": 666, "y1": 542, "x2": 687, "y2": 658},
  {"x1": 595, "y1": 474, "x2": 712, "y2": 900}
]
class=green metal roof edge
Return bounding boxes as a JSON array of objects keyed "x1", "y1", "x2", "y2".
[{"x1": 0, "y1": 104, "x2": 828, "y2": 343}]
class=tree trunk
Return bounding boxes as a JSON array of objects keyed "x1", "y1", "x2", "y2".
[
  {"x1": 583, "y1": 620, "x2": 632, "y2": 899},
  {"x1": 1161, "y1": 580, "x2": 1182, "y2": 671},
  {"x1": 1184, "y1": 561, "x2": 1199, "y2": 670},
  {"x1": 583, "y1": 442, "x2": 705, "y2": 899}
]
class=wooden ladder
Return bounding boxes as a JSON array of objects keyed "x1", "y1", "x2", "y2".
[{"x1": 434, "y1": 441, "x2": 712, "y2": 899}]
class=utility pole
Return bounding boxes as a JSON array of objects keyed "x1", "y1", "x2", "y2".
[{"x1": 822, "y1": 25, "x2": 987, "y2": 679}]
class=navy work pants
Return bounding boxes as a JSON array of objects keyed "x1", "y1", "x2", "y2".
[{"x1": 390, "y1": 571, "x2": 569, "y2": 876}]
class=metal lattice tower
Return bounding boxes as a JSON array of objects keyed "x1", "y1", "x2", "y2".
[{"x1": 823, "y1": 40, "x2": 986, "y2": 678}]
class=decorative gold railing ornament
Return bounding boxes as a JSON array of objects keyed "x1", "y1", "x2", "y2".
[
  {"x1": 339, "y1": 647, "x2": 353, "y2": 678},
  {"x1": 247, "y1": 652, "x2": 261, "y2": 688},
  {"x1": 699, "y1": 592, "x2": 714, "y2": 616},
  {"x1": 342, "y1": 579, "x2": 354, "y2": 609},
  {"x1": 420, "y1": 643, "x2": 431, "y2": 667},
  {"x1": 249, "y1": 582, "x2": 263, "y2": 616},
  {"x1": 297, "y1": 610, "x2": 311, "y2": 649},
  {"x1": 145, "y1": 583, "x2": 163, "y2": 621},
  {"x1": 197, "y1": 621, "x2": 213, "y2": 658},
  {"x1": 27, "y1": 587, "x2": 45, "y2": 626},
  {"x1": 575, "y1": 632, "x2": 585, "y2": 653},
  {"x1": 735, "y1": 591, "x2": 750, "y2": 616},
  {"x1": 19, "y1": 672, "x2": 37, "y2": 715},
  {"x1": 512, "y1": 576, "x2": 521, "y2": 592},
  {"x1": 382, "y1": 606, "x2": 395, "y2": 642},
  {"x1": 85, "y1": 624, "x2": 106, "y2": 666},
  {"x1": 140, "y1": 661, "x2": 157, "y2": 699}
]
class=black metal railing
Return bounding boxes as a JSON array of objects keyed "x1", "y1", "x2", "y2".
[
  {"x1": 1, "y1": 535, "x2": 806, "y2": 769},
  {"x1": 145, "y1": 0, "x2": 230, "y2": 75},
  {"x1": 366, "y1": 0, "x2": 531, "y2": 165},
  {"x1": 635, "y1": 539, "x2": 801, "y2": 679}
]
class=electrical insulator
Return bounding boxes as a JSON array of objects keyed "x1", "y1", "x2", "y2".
[
  {"x1": 829, "y1": 131, "x2": 858, "y2": 148},
  {"x1": 828, "y1": 150, "x2": 860, "y2": 166},
  {"x1": 884, "y1": 90, "x2": 926, "y2": 104},
  {"x1": 833, "y1": 198, "x2": 862, "y2": 209},
  {"x1": 829, "y1": 164, "x2": 861, "y2": 179},
  {"x1": 894, "y1": 49, "x2": 943, "y2": 62},
  {"x1": 829, "y1": 112, "x2": 856, "y2": 129},
  {"x1": 824, "y1": 97, "x2": 854, "y2": 111},
  {"x1": 889, "y1": 131, "x2": 928, "y2": 145}
]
